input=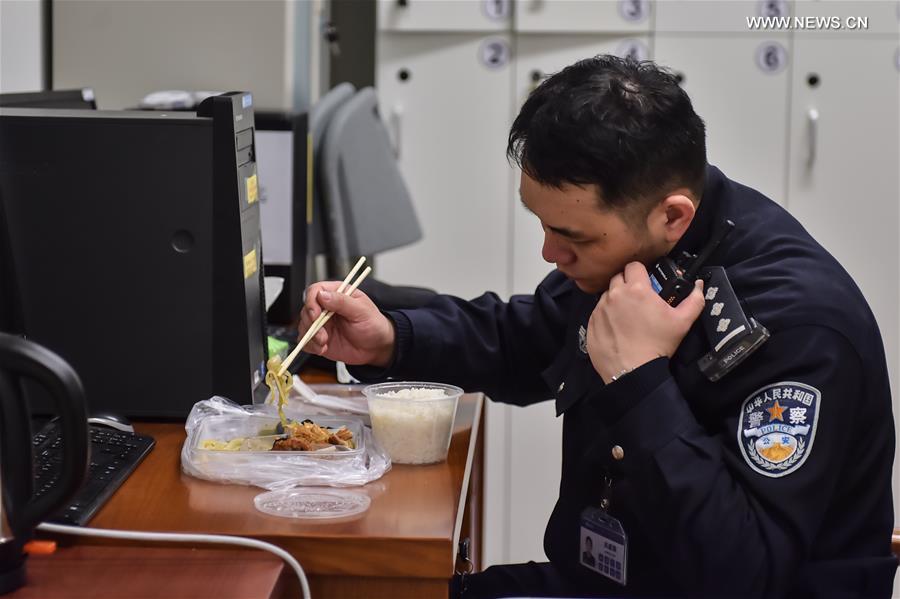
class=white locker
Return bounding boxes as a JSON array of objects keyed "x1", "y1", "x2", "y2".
[
  {"x1": 793, "y1": 1, "x2": 900, "y2": 36},
  {"x1": 505, "y1": 401, "x2": 560, "y2": 563},
  {"x1": 497, "y1": 33, "x2": 651, "y2": 567},
  {"x1": 655, "y1": 0, "x2": 792, "y2": 33},
  {"x1": 374, "y1": 33, "x2": 514, "y2": 301},
  {"x1": 375, "y1": 32, "x2": 518, "y2": 570},
  {"x1": 377, "y1": 0, "x2": 511, "y2": 32},
  {"x1": 786, "y1": 37, "x2": 900, "y2": 485},
  {"x1": 511, "y1": 34, "x2": 653, "y2": 296},
  {"x1": 514, "y1": 0, "x2": 652, "y2": 33},
  {"x1": 654, "y1": 34, "x2": 791, "y2": 203},
  {"x1": 786, "y1": 38, "x2": 900, "y2": 577}
]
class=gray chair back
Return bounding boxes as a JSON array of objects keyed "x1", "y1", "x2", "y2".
[
  {"x1": 309, "y1": 83, "x2": 356, "y2": 259},
  {"x1": 320, "y1": 87, "x2": 422, "y2": 274}
]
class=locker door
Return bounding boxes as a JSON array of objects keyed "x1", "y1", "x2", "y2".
[
  {"x1": 787, "y1": 37, "x2": 900, "y2": 395},
  {"x1": 654, "y1": 34, "x2": 791, "y2": 204},
  {"x1": 655, "y1": 0, "x2": 792, "y2": 33},
  {"x1": 378, "y1": 0, "x2": 511, "y2": 32},
  {"x1": 793, "y1": 0, "x2": 899, "y2": 36},
  {"x1": 787, "y1": 38, "x2": 899, "y2": 564},
  {"x1": 375, "y1": 33, "x2": 514, "y2": 300},
  {"x1": 500, "y1": 34, "x2": 651, "y2": 567},
  {"x1": 514, "y1": 0, "x2": 652, "y2": 33},
  {"x1": 511, "y1": 34, "x2": 653, "y2": 296}
]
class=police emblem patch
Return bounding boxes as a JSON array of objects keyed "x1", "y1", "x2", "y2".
[
  {"x1": 578, "y1": 325, "x2": 588, "y2": 354},
  {"x1": 737, "y1": 381, "x2": 820, "y2": 478}
]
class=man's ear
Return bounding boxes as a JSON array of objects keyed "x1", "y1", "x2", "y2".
[{"x1": 646, "y1": 193, "x2": 696, "y2": 244}]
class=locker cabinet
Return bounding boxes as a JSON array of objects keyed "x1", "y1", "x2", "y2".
[
  {"x1": 378, "y1": 0, "x2": 511, "y2": 32},
  {"x1": 369, "y1": 2, "x2": 900, "y2": 573},
  {"x1": 655, "y1": 0, "x2": 792, "y2": 33},
  {"x1": 502, "y1": 33, "x2": 650, "y2": 565},
  {"x1": 511, "y1": 34, "x2": 653, "y2": 296},
  {"x1": 653, "y1": 34, "x2": 791, "y2": 204},
  {"x1": 514, "y1": 0, "x2": 652, "y2": 33},
  {"x1": 793, "y1": 0, "x2": 900, "y2": 36},
  {"x1": 787, "y1": 36, "x2": 900, "y2": 396},
  {"x1": 374, "y1": 33, "x2": 514, "y2": 301}
]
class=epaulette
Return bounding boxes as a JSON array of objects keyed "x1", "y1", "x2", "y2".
[{"x1": 696, "y1": 266, "x2": 770, "y2": 381}]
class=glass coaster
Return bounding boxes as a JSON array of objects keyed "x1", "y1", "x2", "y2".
[{"x1": 254, "y1": 488, "x2": 371, "y2": 520}]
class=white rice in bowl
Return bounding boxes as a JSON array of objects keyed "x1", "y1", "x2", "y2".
[{"x1": 366, "y1": 386, "x2": 459, "y2": 464}]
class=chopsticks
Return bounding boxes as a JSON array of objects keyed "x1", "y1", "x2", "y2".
[{"x1": 277, "y1": 257, "x2": 372, "y2": 376}]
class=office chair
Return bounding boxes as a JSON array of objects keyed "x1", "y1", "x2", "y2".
[
  {"x1": 316, "y1": 86, "x2": 435, "y2": 311},
  {"x1": 319, "y1": 86, "x2": 422, "y2": 272},
  {"x1": 308, "y1": 82, "x2": 356, "y2": 271}
]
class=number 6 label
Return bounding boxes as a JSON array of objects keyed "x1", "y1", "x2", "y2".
[{"x1": 756, "y1": 42, "x2": 787, "y2": 74}]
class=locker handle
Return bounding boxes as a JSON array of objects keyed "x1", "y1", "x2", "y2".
[
  {"x1": 389, "y1": 105, "x2": 403, "y2": 159},
  {"x1": 806, "y1": 108, "x2": 819, "y2": 169}
]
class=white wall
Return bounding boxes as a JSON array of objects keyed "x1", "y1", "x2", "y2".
[
  {"x1": 0, "y1": 0, "x2": 43, "y2": 93},
  {"x1": 52, "y1": 0, "x2": 306, "y2": 110}
]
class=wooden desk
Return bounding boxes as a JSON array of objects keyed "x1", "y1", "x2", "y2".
[
  {"x1": 13, "y1": 546, "x2": 289, "y2": 599},
  {"x1": 62, "y1": 392, "x2": 484, "y2": 598}
]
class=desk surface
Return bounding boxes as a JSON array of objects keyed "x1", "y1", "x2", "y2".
[{"x1": 78, "y1": 391, "x2": 483, "y2": 595}]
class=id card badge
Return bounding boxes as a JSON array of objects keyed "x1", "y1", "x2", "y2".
[{"x1": 579, "y1": 506, "x2": 627, "y2": 585}]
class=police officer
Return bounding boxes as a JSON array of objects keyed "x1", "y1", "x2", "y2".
[{"x1": 298, "y1": 56, "x2": 897, "y2": 597}]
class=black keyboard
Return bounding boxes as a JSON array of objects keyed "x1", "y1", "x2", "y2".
[{"x1": 32, "y1": 421, "x2": 155, "y2": 525}]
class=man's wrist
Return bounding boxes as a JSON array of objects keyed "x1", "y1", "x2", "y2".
[
  {"x1": 609, "y1": 367, "x2": 635, "y2": 383},
  {"x1": 600, "y1": 353, "x2": 663, "y2": 384},
  {"x1": 370, "y1": 317, "x2": 397, "y2": 368},
  {"x1": 597, "y1": 357, "x2": 672, "y2": 423}
]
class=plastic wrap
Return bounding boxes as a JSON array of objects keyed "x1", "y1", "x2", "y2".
[{"x1": 181, "y1": 396, "x2": 391, "y2": 489}]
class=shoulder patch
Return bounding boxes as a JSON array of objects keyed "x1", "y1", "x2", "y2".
[{"x1": 736, "y1": 381, "x2": 820, "y2": 478}]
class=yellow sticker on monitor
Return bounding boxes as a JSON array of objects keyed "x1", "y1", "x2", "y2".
[
  {"x1": 243, "y1": 249, "x2": 258, "y2": 279},
  {"x1": 246, "y1": 174, "x2": 258, "y2": 205}
]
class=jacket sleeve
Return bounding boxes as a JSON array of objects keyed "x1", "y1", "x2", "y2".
[
  {"x1": 349, "y1": 271, "x2": 573, "y2": 406},
  {"x1": 591, "y1": 324, "x2": 883, "y2": 595}
]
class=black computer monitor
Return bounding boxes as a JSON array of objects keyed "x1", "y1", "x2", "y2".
[
  {"x1": 254, "y1": 111, "x2": 309, "y2": 325},
  {"x1": 0, "y1": 88, "x2": 97, "y2": 109},
  {"x1": 0, "y1": 93, "x2": 271, "y2": 417}
]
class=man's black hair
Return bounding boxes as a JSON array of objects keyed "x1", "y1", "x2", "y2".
[{"x1": 508, "y1": 55, "x2": 707, "y2": 213}]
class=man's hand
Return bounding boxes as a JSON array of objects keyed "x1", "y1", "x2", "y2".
[
  {"x1": 586, "y1": 262, "x2": 705, "y2": 384},
  {"x1": 298, "y1": 282, "x2": 396, "y2": 367}
]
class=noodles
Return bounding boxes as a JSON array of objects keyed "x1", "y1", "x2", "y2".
[{"x1": 265, "y1": 355, "x2": 293, "y2": 428}]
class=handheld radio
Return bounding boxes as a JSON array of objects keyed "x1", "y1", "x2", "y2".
[{"x1": 649, "y1": 219, "x2": 735, "y2": 306}]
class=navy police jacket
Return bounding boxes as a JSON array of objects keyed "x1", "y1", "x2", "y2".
[{"x1": 354, "y1": 166, "x2": 897, "y2": 597}]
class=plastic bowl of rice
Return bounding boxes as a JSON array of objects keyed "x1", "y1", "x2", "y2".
[{"x1": 362, "y1": 382, "x2": 463, "y2": 465}]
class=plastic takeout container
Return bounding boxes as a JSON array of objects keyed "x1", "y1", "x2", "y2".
[
  {"x1": 181, "y1": 397, "x2": 390, "y2": 489},
  {"x1": 362, "y1": 382, "x2": 463, "y2": 465},
  {"x1": 194, "y1": 414, "x2": 365, "y2": 459}
]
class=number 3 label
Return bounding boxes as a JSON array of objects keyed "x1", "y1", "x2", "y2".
[{"x1": 618, "y1": 0, "x2": 648, "y2": 23}]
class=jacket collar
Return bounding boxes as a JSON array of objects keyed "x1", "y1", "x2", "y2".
[{"x1": 670, "y1": 164, "x2": 731, "y2": 262}]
